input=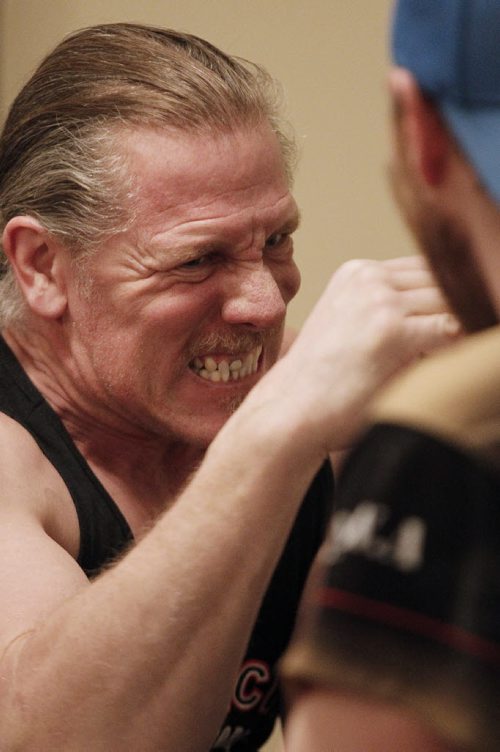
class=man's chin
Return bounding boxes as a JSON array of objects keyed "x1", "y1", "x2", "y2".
[{"x1": 176, "y1": 398, "x2": 248, "y2": 448}]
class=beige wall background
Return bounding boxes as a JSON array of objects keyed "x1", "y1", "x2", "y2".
[
  {"x1": 0, "y1": 0, "x2": 416, "y2": 331},
  {"x1": 0, "y1": 2, "x2": 412, "y2": 749}
]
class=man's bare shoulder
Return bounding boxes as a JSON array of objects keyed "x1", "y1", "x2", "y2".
[
  {"x1": 0, "y1": 413, "x2": 88, "y2": 660},
  {"x1": 0, "y1": 411, "x2": 80, "y2": 558}
]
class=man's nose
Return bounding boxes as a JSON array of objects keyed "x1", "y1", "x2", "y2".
[{"x1": 221, "y1": 264, "x2": 287, "y2": 329}]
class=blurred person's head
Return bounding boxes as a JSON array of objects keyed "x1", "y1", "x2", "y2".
[{"x1": 389, "y1": 0, "x2": 500, "y2": 332}]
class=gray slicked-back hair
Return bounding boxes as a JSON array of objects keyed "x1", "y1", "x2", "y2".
[{"x1": 0, "y1": 23, "x2": 296, "y2": 325}]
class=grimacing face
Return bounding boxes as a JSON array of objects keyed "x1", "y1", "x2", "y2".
[{"x1": 63, "y1": 124, "x2": 301, "y2": 448}]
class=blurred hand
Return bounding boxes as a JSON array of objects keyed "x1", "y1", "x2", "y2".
[{"x1": 266, "y1": 255, "x2": 460, "y2": 454}]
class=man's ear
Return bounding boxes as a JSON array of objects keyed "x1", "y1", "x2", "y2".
[
  {"x1": 388, "y1": 67, "x2": 451, "y2": 188},
  {"x1": 2, "y1": 216, "x2": 68, "y2": 319}
]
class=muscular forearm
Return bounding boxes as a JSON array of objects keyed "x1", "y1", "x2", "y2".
[{"x1": 1, "y1": 402, "x2": 323, "y2": 751}]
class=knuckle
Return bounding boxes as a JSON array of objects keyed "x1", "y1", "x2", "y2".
[
  {"x1": 439, "y1": 312, "x2": 461, "y2": 337},
  {"x1": 340, "y1": 258, "x2": 367, "y2": 274},
  {"x1": 337, "y1": 258, "x2": 378, "y2": 282}
]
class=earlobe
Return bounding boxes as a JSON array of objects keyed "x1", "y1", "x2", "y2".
[
  {"x1": 2, "y1": 216, "x2": 68, "y2": 319},
  {"x1": 389, "y1": 67, "x2": 450, "y2": 188}
]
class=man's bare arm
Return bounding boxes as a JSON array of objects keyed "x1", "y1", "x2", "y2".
[{"x1": 0, "y1": 257, "x2": 458, "y2": 751}]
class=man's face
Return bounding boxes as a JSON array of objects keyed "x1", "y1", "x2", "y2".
[
  {"x1": 389, "y1": 106, "x2": 498, "y2": 333},
  {"x1": 66, "y1": 124, "x2": 301, "y2": 447}
]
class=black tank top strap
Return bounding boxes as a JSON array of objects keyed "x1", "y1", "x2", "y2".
[{"x1": 0, "y1": 336, "x2": 133, "y2": 576}]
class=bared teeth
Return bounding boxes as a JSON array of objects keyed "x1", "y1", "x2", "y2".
[
  {"x1": 191, "y1": 345, "x2": 262, "y2": 382},
  {"x1": 205, "y1": 357, "x2": 217, "y2": 373},
  {"x1": 218, "y1": 361, "x2": 230, "y2": 382}
]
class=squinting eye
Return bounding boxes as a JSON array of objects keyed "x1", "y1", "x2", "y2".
[
  {"x1": 265, "y1": 232, "x2": 288, "y2": 248},
  {"x1": 180, "y1": 255, "x2": 209, "y2": 269}
]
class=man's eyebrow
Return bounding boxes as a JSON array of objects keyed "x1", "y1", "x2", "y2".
[{"x1": 149, "y1": 206, "x2": 302, "y2": 259}]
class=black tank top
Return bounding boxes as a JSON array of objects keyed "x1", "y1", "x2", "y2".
[
  {"x1": 0, "y1": 336, "x2": 132, "y2": 575},
  {"x1": 0, "y1": 335, "x2": 334, "y2": 749}
]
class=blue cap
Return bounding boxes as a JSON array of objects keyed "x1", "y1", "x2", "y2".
[{"x1": 392, "y1": 0, "x2": 500, "y2": 203}]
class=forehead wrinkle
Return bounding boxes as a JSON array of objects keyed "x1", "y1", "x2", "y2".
[
  {"x1": 123, "y1": 124, "x2": 294, "y2": 257},
  {"x1": 148, "y1": 191, "x2": 299, "y2": 253},
  {"x1": 148, "y1": 174, "x2": 293, "y2": 219}
]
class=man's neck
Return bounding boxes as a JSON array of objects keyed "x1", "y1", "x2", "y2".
[
  {"x1": 78, "y1": 434, "x2": 206, "y2": 537},
  {"x1": 2, "y1": 325, "x2": 207, "y2": 532}
]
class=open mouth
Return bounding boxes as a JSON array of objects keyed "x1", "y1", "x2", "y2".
[{"x1": 189, "y1": 344, "x2": 263, "y2": 383}]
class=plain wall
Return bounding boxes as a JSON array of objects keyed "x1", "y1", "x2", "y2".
[
  {"x1": 0, "y1": 3, "x2": 414, "y2": 749},
  {"x1": 0, "y1": 0, "x2": 416, "y2": 331}
]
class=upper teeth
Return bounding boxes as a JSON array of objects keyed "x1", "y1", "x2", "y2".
[{"x1": 191, "y1": 345, "x2": 262, "y2": 383}]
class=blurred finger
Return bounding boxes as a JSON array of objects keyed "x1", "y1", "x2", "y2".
[
  {"x1": 400, "y1": 287, "x2": 454, "y2": 316},
  {"x1": 382, "y1": 255, "x2": 430, "y2": 272},
  {"x1": 405, "y1": 312, "x2": 463, "y2": 355},
  {"x1": 390, "y1": 268, "x2": 441, "y2": 292}
]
